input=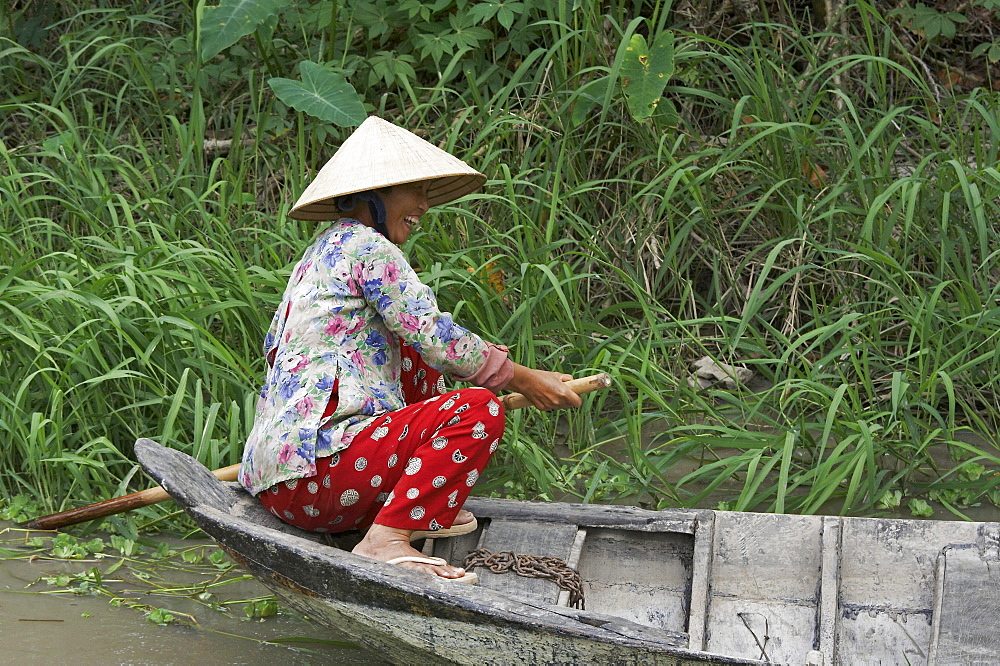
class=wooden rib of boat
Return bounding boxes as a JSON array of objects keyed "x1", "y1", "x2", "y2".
[{"x1": 134, "y1": 438, "x2": 1000, "y2": 665}]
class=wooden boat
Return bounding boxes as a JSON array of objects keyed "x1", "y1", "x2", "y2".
[{"x1": 134, "y1": 438, "x2": 1000, "y2": 665}]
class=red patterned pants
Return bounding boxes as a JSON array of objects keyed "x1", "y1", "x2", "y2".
[{"x1": 258, "y1": 344, "x2": 505, "y2": 534}]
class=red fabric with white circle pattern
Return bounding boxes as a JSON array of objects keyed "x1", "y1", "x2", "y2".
[{"x1": 258, "y1": 341, "x2": 504, "y2": 533}]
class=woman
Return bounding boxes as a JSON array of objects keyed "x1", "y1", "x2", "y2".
[{"x1": 239, "y1": 116, "x2": 581, "y2": 582}]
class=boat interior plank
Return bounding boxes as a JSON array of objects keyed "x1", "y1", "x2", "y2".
[
  {"x1": 704, "y1": 513, "x2": 824, "y2": 664},
  {"x1": 464, "y1": 497, "x2": 699, "y2": 534},
  {"x1": 834, "y1": 519, "x2": 984, "y2": 664},
  {"x1": 576, "y1": 526, "x2": 695, "y2": 635},
  {"x1": 556, "y1": 528, "x2": 588, "y2": 607},
  {"x1": 471, "y1": 519, "x2": 580, "y2": 605},
  {"x1": 817, "y1": 516, "x2": 841, "y2": 665},
  {"x1": 928, "y1": 544, "x2": 1000, "y2": 663},
  {"x1": 686, "y1": 512, "x2": 715, "y2": 652}
]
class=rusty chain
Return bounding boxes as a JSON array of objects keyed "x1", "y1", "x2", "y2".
[{"x1": 462, "y1": 547, "x2": 585, "y2": 610}]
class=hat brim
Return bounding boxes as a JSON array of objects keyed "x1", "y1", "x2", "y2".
[
  {"x1": 288, "y1": 116, "x2": 487, "y2": 221},
  {"x1": 289, "y1": 173, "x2": 486, "y2": 221}
]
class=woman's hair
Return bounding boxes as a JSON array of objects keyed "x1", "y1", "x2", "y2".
[{"x1": 336, "y1": 189, "x2": 388, "y2": 237}]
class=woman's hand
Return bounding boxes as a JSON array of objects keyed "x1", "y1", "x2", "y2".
[{"x1": 505, "y1": 363, "x2": 583, "y2": 411}]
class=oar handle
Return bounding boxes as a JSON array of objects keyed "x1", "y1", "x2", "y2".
[
  {"x1": 499, "y1": 372, "x2": 612, "y2": 411},
  {"x1": 21, "y1": 464, "x2": 241, "y2": 531}
]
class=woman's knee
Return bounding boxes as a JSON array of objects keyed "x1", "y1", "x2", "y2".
[{"x1": 455, "y1": 387, "x2": 504, "y2": 416}]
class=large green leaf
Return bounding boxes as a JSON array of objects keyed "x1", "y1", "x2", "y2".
[
  {"x1": 620, "y1": 31, "x2": 674, "y2": 122},
  {"x1": 267, "y1": 61, "x2": 367, "y2": 127},
  {"x1": 200, "y1": 0, "x2": 288, "y2": 61}
]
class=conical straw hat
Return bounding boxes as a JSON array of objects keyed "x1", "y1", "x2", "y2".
[{"x1": 289, "y1": 116, "x2": 486, "y2": 220}]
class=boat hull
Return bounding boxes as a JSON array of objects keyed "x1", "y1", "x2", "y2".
[{"x1": 134, "y1": 438, "x2": 1000, "y2": 665}]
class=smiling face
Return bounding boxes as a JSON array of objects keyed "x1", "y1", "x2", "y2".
[{"x1": 380, "y1": 180, "x2": 431, "y2": 245}]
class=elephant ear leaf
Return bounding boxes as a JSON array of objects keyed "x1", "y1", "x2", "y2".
[
  {"x1": 268, "y1": 61, "x2": 367, "y2": 127},
  {"x1": 620, "y1": 31, "x2": 674, "y2": 122},
  {"x1": 200, "y1": 0, "x2": 288, "y2": 61}
]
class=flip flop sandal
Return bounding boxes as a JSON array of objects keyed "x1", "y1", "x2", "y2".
[
  {"x1": 385, "y1": 555, "x2": 478, "y2": 584},
  {"x1": 410, "y1": 516, "x2": 478, "y2": 541}
]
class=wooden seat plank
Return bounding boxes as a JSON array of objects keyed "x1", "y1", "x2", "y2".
[{"x1": 471, "y1": 518, "x2": 581, "y2": 606}]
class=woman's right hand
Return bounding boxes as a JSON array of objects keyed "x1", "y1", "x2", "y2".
[{"x1": 506, "y1": 363, "x2": 583, "y2": 411}]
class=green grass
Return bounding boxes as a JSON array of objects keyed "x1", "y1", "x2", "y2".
[{"x1": 2, "y1": 0, "x2": 1000, "y2": 524}]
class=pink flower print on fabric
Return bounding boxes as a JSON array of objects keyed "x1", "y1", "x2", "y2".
[
  {"x1": 324, "y1": 316, "x2": 348, "y2": 337},
  {"x1": 383, "y1": 261, "x2": 400, "y2": 283},
  {"x1": 446, "y1": 338, "x2": 475, "y2": 360},
  {"x1": 398, "y1": 312, "x2": 420, "y2": 332},
  {"x1": 277, "y1": 443, "x2": 297, "y2": 465},
  {"x1": 296, "y1": 395, "x2": 315, "y2": 417},
  {"x1": 351, "y1": 260, "x2": 366, "y2": 284},
  {"x1": 292, "y1": 259, "x2": 313, "y2": 284},
  {"x1": 350, "y1": 349, "x2": 364, "y2": 368}
]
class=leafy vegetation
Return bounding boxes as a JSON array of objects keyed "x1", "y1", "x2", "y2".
[{"x1": 2, "y1": 0, "x2": 1000, "y2": 526}]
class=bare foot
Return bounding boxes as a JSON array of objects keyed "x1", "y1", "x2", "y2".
[
  {"x1": 352, "y1": 523, "x2": 469, "y2": 579},
  {"x1": 453, "y1": 509, "x2": 475, "y2": 527}
]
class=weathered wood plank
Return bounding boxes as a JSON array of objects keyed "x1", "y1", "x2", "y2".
[
  {"x1": 472, "y1": 519, "x2": 580, "y2": 605},
  {"x1": 834, "y1": 519, "x2": 985, "y2": 665},
  {"x1": 134, "y1": 438, "x2": 235, "y2": 512},
  {"x1": 928, "y1": 545, "x2": 1000, "y2": 663},
  {"x1": 556, "y1": 527, "x2": 588, "y2": 607},
  {"x1": 704, "y1": 512, "x2": 824, "y2": 663},
  {"x1": 464, "y1": 496, "x2": 701, "y2": 534},
  {"x1": 687, "y1": 512, "x2": 715, "y2": 652},
  {"x1": 817, "y1": 516, "x2": 841, "y2": 664},
  {"x1": 577, "y1": 526, "x2": 695, "y2": 635}
]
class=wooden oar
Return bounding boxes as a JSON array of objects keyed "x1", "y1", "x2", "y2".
[
  {"x1": 22, "y1": 372, "x2": 612, "y2": 531},
  {"x1": 21, "y1": 465, "x2": 242, "y2": 530}
]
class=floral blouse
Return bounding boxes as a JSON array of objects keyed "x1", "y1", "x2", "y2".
[{"x1": 239, "y1": 219, "x2": 505, "y2": 495}]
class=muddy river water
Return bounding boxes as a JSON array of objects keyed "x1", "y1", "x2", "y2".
[{"x1": 0, "y1": 520, "x2": 384, "y2": 665}]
